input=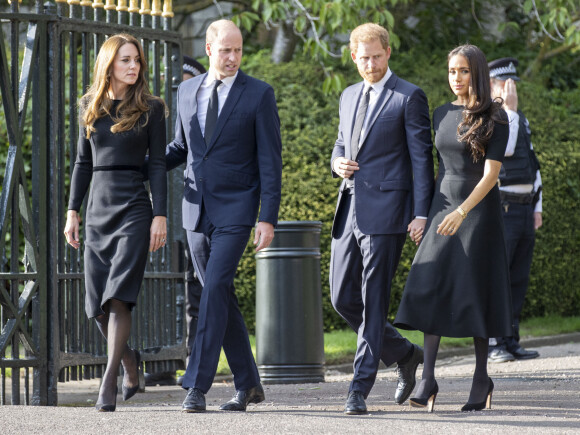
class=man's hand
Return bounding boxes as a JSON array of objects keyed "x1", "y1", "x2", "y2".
[
  {"x1": 407, "y1": 217, "x2": 427, "y2": 246},
  {"x1": 254, "y1": 221, "x2": 275, "y2": 252},
  {"x1": 502, "y1": 78, "x2": 518, "y2": 112},
  {"x1": 333, "y1": 157, "x2": 359, "y2": 179},
  {"x1": 534, "y1": 212, "x2": 542, "y2": 230}
]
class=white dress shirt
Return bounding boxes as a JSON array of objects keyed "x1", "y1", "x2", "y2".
[{"x1": 197, "y1": 69, "x2": 238, "y2": 137}]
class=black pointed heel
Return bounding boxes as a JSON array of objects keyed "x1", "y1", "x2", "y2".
[
  {"x1": 410, "y1": 380, "x2": 438, "y2": 413},
  {"x1": 461, "y1": 378, "x2": 494, "y2": 412},
  {"x1": 96, "y1": 386, "x2": 118, "y2": 412},
  {"x1": 122, "y1": 349, "x2": 141, "y2": 401}
]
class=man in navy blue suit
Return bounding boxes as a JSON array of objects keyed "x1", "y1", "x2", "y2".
[
  {"x1": 165, "y1": 19, "x2": 282, "y2": 413},
  {"x1": 330, "y1": 23, "x2": 434, "y2": 414}
]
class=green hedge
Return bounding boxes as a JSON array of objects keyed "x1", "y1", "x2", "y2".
[{"x1": 240, "y1": 49, "x2": 580, "y2": 333}]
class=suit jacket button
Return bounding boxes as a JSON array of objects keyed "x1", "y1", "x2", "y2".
[
  {"x1": 203, "y1": 156, "x2": 208, "y2": 160},
  {"x1": 199, "y1": 177, "x2": 204, "y2": 182}
]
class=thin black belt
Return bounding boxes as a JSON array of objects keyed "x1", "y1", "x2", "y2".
[
  {"x1": 92, "y1": 165, "x2": 140, "y2": 172},
  {"x1": 499, "y1": 191, "x2": 534, "y2": 205}
]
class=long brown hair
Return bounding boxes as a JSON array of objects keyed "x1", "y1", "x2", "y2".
[
  {"x1": 448, "y1": 44, "x2": 505, "y2": 162},
  {"x1": 81, "y1": 33, "x2": 163, "y2": 138}
]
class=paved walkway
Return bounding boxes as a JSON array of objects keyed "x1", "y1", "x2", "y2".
[{"x1": 2, "y1": 337, "x2": 579, "y2": 434}]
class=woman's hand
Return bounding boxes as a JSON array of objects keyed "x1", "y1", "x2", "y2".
[
  {"x1": 64, "y1": 210, "x2": 81, "y2": 249},
  {"x1": 149, "y1": 216, "x2": 167, "y2": 252},
  {"x1": 437, "y1": 210, "x2": 464, "y2": 236}
]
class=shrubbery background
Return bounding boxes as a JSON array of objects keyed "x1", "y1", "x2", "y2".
[{"x1": 235, "y1": 48, "x2": 580, "y2": 334}]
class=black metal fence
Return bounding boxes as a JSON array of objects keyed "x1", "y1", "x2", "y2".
[{"x1": 0, "y1": 0, "x2": 187, "y2": 405}]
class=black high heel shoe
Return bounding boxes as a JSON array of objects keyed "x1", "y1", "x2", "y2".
[
  {"x1": 96, "y1": 386, "x2": 118, "y2": 412},
  {"x1": 122, "y1": 349, "x2": 141, "y2": 401},
  {"x1": 410, "y1": 380, "x2": 439, "y2": 413},
  {"x1": 461, "y1": 377, "x2": 494, "y2": 412}
]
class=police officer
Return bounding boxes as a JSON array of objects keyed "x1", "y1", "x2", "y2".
[
  {"x1": 487, "y1": 58, "x2": 542, "y2": 363},
  {"x1": 144, "y1": 56, "x2": 206, "y2": 386}
]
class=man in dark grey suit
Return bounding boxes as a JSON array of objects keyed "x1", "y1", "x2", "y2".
[
  {"x1": 165, "y1": 20, "x2": 282, "y2": 413},
  {"x1": 330, "y1": 23, "x2": 434, "y2": 414}
]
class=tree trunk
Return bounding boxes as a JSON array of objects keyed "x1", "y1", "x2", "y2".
[{"x1": 271, "y1": 20, "x2": 299, "y2": 64}]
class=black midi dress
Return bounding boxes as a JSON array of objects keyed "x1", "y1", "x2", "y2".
[
  {"x1": 394, "y1": 103, "x2": 513, "y2": 338},
  {"x1": 68, "y1": 99, "x2": 167, "y2": 318}
]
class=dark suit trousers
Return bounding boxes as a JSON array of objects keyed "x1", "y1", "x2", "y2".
[
  {"x1": 330, "y1": 192, "x2": 412, "y2": 396},
  {"x1": 181, "y1": 206, "x2": 260, "y2": 393},
  {"x1": 497, "y1": 202, "x2": 535, "y2": 346},
  {"x1": 184, "y1": 246, "x2": 202, "y2": 355}
]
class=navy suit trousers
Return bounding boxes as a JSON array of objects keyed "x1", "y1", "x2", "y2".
[
  {"x1": 330, "y1": 192, "x2": 412, "y2": 396},
  {"x1": 181, "y1": 206, "x2": 259, "y2": 393}
]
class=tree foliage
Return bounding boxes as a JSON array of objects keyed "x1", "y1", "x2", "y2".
[{"x1": 231, "y1": 0, "x2": 406, "y2": 94}]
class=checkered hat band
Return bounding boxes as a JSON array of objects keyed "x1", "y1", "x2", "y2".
[
  {"x1": 183, "y1": 64, "x2": 203, "y2": 76},
  {"x1": 490, "y1": 62, "x2": 517, "y2": 78}
]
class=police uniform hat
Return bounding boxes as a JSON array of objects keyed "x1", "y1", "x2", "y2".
[
  {"x1": 488, "y1": 57, "x2": 520, "y2": 81},
  {"x1": 183, "y1": 55, "x2": 206, "y2": 77}
]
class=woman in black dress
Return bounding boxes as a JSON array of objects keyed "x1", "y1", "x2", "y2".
[
  {"x1": 394, "y1": 45, "x2": 512, "y2": 412},
  {"x1": 63, "y1": 34, "x2": 167, "y2": 411}
]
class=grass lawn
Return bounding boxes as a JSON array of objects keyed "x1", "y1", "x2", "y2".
[
  {"x1": 4, "y1": 315, "x2": 579, "y2": 378},
  {"x1": 209, "y1": 314, "x2": 580, "y2": 376}
]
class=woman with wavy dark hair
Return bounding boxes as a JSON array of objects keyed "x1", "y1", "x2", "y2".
[
  {"x1": 63, "y1": 33, "x2": 167, "y2": 411},
  {"x1": 394, "y1": 44, "x2": 512, "y2": 412}
]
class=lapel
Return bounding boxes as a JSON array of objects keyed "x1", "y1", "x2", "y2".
[
  {"x1": 358, "y1": 73, "x2": 397, "y2": 150},
  {"x1": 345, "y1": 82, "x2": 364, "y2": 159},
  {"x1": 205, "y1": 70, "x2": 247, "y2": 152},
  {"x1": 186, "y1": 73, "x2": 205, "y2": 144}
]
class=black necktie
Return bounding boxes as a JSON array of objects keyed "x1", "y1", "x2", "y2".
[
  {"x1": 204, "y1": 80, "x2": 222, "y2": 145},
  {"x1": 350, "y1": 86, "x2": 371, "y2": 161}
]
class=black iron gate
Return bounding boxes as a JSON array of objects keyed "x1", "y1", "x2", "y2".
[{"x1": 0, "y1": 0, "x2": 187, "y2": 405}]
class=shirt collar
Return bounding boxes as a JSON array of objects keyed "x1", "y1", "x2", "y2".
[
  {"x1": 364, "y1": 67, "x2": 392, "y2": 92},
  {"x1": 205, "y1": 69, "x2": 238, "y2": 88}
]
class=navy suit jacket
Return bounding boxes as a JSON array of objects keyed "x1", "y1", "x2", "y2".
[
  {"x1": 331, "y1": 73, "x2": 434, "y2": 235},
  {"x1": 166, "y1": 70, "x2": 282, "y2": 231}
]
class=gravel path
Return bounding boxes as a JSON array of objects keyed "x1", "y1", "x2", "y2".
[{"x1": 1, "y1": 339, "x2": 579, "y2": 434}]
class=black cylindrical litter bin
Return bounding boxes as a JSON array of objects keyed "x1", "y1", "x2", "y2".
[{"x1": 255, "y1": 221, "x2": 325, "y2": 384}]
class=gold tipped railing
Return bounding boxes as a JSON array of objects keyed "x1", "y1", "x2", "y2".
[
  {"x1": 128, "y1": 0, "x2": 139, "y2": 13},
  {"x1": 139, "y1": 0, "x2": 151, "y2": 15},
  {"x1": 162, "y1": 0, "x2": 173, "y2": 18},
  {"x1": 151, "y1": 0, "x2": 162, "y2": 17},
  {"x1": 116, "y1": 0, "x2": 128, "y2": 12}
]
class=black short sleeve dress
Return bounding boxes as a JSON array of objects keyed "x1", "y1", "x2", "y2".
[
  {"x1": 394, "y1": 103, "x2": 514, "y2": 338},
  {"x1": 68, "y1": 99, "x2": 167, "y2": 318}
]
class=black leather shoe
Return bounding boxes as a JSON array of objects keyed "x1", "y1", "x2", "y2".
[
  {"x1": 182, "y1": 388, "x2": 206, "y2": 413},
  {"x1": 345, "y1": 390, "x2": 367, "y2": 415},
  {"x1": 395, "y1": 344, "x2": 424, "y2": 405},
  {"x1": 509, "y1": 345, "x2": 539, "y2": 360},
  {"x1": 219, "y1": 384, "x2": 265, "y2": 411},
  {"x1": 488, "y1": 348, "x2": 516, "y2": 363}
]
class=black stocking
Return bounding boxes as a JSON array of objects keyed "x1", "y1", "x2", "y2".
[
  {"x1": 414, "y1": 333, "x2": 441, "y2": 399},
  {"x1": 467, "y1": 337, "x2": 490, "y2": 404},
  {"x1": 94, "y1": 299, "x2": 137, "y2": 405}
]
